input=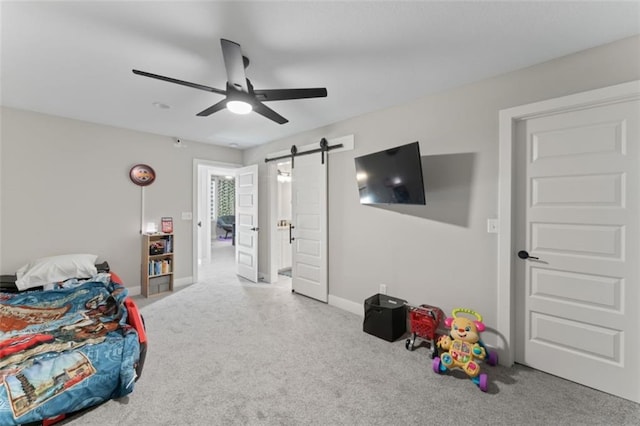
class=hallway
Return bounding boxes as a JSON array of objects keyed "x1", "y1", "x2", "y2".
[
  {"x1": 200, "y1": 237, "x2": 292, "y2": 290},
  {"x1": 134, "y1": 236, "x2": 291, "y2": 309}
]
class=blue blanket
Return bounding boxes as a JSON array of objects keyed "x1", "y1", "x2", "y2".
[{"x1": 0, "y1": 279, "x2": 140, "y2": 425}]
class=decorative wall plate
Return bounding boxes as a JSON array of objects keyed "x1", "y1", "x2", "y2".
[{"x1": 129, "y1": 164, "x2": 156, "y2": 186}]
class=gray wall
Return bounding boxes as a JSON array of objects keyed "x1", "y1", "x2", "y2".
[
  {"x1": 0, "y1": 108, "x2": 242, "y2": 290},
  {"x1": 1, "y1": 35, "x2": 638, "y2": 336},
  {"x1": 243, "y1": 35, "x2": 640, "y2": 336}
]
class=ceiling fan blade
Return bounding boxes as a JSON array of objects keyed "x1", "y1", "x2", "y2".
[
  {"x1": 220, "y1": 39, "x2": 248, "y2": 93},
  {"x1": 254, "y1": 88, "x2": 328, "y2": 102},
  {"x1": 196, "y1": 99, "x2": 228, "y2": 117},
  {"x1": 253, "y1": 102, "x2": 288, "y2": 124},
  {"x1": 132, "y1": 69, "x2": 226, "y2": 95}
]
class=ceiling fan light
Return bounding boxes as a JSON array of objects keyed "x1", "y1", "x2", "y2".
[{"x1": 227, "y1": 100, "x2": 253, "y2": 115}]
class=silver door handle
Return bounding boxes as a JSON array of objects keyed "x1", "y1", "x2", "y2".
[{"x1": 251, "y1": 227, "x2": 259, "y2": 231}]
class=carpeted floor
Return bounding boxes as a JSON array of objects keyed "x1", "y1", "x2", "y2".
[
  {"x1": 278, "y1": 268, "x2": 292, "y2": 278},
  {"x1": 66, "y1": 245, "x2": 640, "y2": 425}
]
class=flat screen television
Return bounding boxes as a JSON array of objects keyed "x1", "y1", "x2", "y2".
[{"x1": 354, "y1": 141, "x2": 426, "y2": 205}]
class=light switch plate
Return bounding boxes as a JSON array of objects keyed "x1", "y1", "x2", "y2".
[{"x1": 487, "y1": 218, "x2": 499, "y2": 233}]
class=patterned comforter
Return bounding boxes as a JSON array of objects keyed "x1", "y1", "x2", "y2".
[{"x1": 0, "y1": 277, "x2": 140, "y2": 425}]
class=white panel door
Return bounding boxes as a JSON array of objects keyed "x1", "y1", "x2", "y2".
[
  {"x1": 235, "y1": 164, "x2": 259, "y2": 282},
  {"x1": 291, "y1": 154, "x2": 328, "y2": 302},
  {"x1": 515, "y1": 99, "x2": 639, "y2": 402}
]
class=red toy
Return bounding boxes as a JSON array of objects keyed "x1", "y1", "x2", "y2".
[{"x1": 405, "y1": 304, "x2": 445, "y2": 358}]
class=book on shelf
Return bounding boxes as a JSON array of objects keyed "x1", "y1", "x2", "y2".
[{"x1": 148, "y1": 259, "x2": 172, "y2": 276}]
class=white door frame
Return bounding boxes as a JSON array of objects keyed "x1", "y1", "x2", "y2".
[
  {"x1": 267, "y1": 159, "x2": 284, "y2": 284},
  {"x1": 192, "y1": 158, "x2": 242, "y2": 284},
  {"x1": 197, "y1": 166, "x2": 212, "y2": 263},
  {"x1": 497, "y1": 80, "x2": 640, "y2": 366}
]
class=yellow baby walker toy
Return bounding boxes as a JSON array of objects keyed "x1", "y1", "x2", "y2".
[{"x1": 432, "y1": 308, "x2": 498, "y2": 392}]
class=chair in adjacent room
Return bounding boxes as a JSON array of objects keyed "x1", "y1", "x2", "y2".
[{"x1": 216, "y1": 215, "x2": 235, "y2": 239}]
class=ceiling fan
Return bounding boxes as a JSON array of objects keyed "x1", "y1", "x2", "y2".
[{"x1": 132, "y1": 38, "x2": 327, "y2": 124}]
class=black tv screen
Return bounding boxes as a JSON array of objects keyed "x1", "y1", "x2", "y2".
[{"x1": 354, "y1": 141, "x2": 426, "y2": 205}]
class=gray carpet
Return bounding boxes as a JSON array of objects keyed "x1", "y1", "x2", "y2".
[
  {"x1": 67, "y1": 274, "x2": 640, "y2": 425},
  {"x1": 278, "y1": 268, "x2": 292, "y2": 278}
]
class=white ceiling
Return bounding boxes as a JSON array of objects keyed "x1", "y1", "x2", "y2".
[{"x1": 1, "y1": 1, "x2": 639, "y2": 149}]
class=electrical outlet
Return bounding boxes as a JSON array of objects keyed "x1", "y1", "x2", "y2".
[{"x1": 380, "y1": 284, "x2": 387, "y2": 294}]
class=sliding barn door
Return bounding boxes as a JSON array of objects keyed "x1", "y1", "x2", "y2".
[{"x1": 291, "y1": 154, "x2": 328, "y2": 302}]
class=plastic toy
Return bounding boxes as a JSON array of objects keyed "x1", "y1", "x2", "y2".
[
  {"x1": 405, "y1": 304, "x2": 445, "y2": 358},
  {"x1": 432, "y1": 308, "x2": 497, "y2": 392}
]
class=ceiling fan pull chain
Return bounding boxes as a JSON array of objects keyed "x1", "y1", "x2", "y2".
[{"x1": 291, "y1": 145, "x2": 298, "y2": 169}]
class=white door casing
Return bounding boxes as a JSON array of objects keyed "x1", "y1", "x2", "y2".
[
  {"x1": 236, "y1": 164, "x2": 259, "y2": 283},
  {"x1": 192, "y1": 159, "x2": 242, "y2": 284},
  {"x1": 291, "y1": 153, "x2": 328, "y2": 302},
  {"x1": 197, "y1": 166, "x2": 211, "y2": 265},
  {"x1": 499, "y1": 80, "x2": 640, "y2": 403}
]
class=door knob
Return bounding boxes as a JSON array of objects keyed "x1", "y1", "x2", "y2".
[
  {"x1": 251, "y1": 227, "x2": 259, "y2": 231},
  {"x1": 517, "y1": 250, "x2": 539, "y2": 260}
]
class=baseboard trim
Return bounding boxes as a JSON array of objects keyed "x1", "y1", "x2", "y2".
[
  {"x1": 175, "y1": 276, "x2": 193, "y2": 288},
  {"x1": 126, "y1": 276, "x2": 192, "y2": 297},
  {"x1": 328, "y1": 294, "x2": 363, "y2": 317},
  {"x1": 127, "y1": 286, "x2": 141, "y2": 297}
]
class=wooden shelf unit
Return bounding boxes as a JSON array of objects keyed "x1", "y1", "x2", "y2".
[{"x1": 141, "y1": 233, "x2": 174, "y2": 297}]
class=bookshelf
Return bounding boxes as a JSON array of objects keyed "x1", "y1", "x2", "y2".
[{"x1": 141, "y1": 233, "x2": 174, "y2": 297}]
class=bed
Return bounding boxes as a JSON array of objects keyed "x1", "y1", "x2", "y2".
[{"x1": 0, "y1": 255, "x2": 147, "y2": 426}]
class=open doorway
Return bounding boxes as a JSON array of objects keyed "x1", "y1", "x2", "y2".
[
  {"x1": 194, "y1": 160, "x2": 241, "y2": 283},
  {"x1": 275, "y1": 161, "x2": 293, "y2": 279},
  {"x1": 267, "y1": 158, "x2": 294, "y2": 284},
  {"x1": 204, "y1": 173, "x2": 235, "y2": 274}
]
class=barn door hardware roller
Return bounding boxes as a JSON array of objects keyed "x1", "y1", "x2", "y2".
[
  {"x1": 291, "y1": 145, "x2": 298, "y2": 168},
  {"x1": 264, "y1": 137, "x2": 343, "y2": 167},
  {"x1": 320, "y1": 138, "x2": 329, "y2": 164}
]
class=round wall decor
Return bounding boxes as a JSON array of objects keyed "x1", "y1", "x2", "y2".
[{"x1": 129, "y1": 164, "x2": 156, "y2": 186}]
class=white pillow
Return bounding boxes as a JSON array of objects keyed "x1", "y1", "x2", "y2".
[{"x1": 15, "y1": 254, "x2": 98, "y2": 291}]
